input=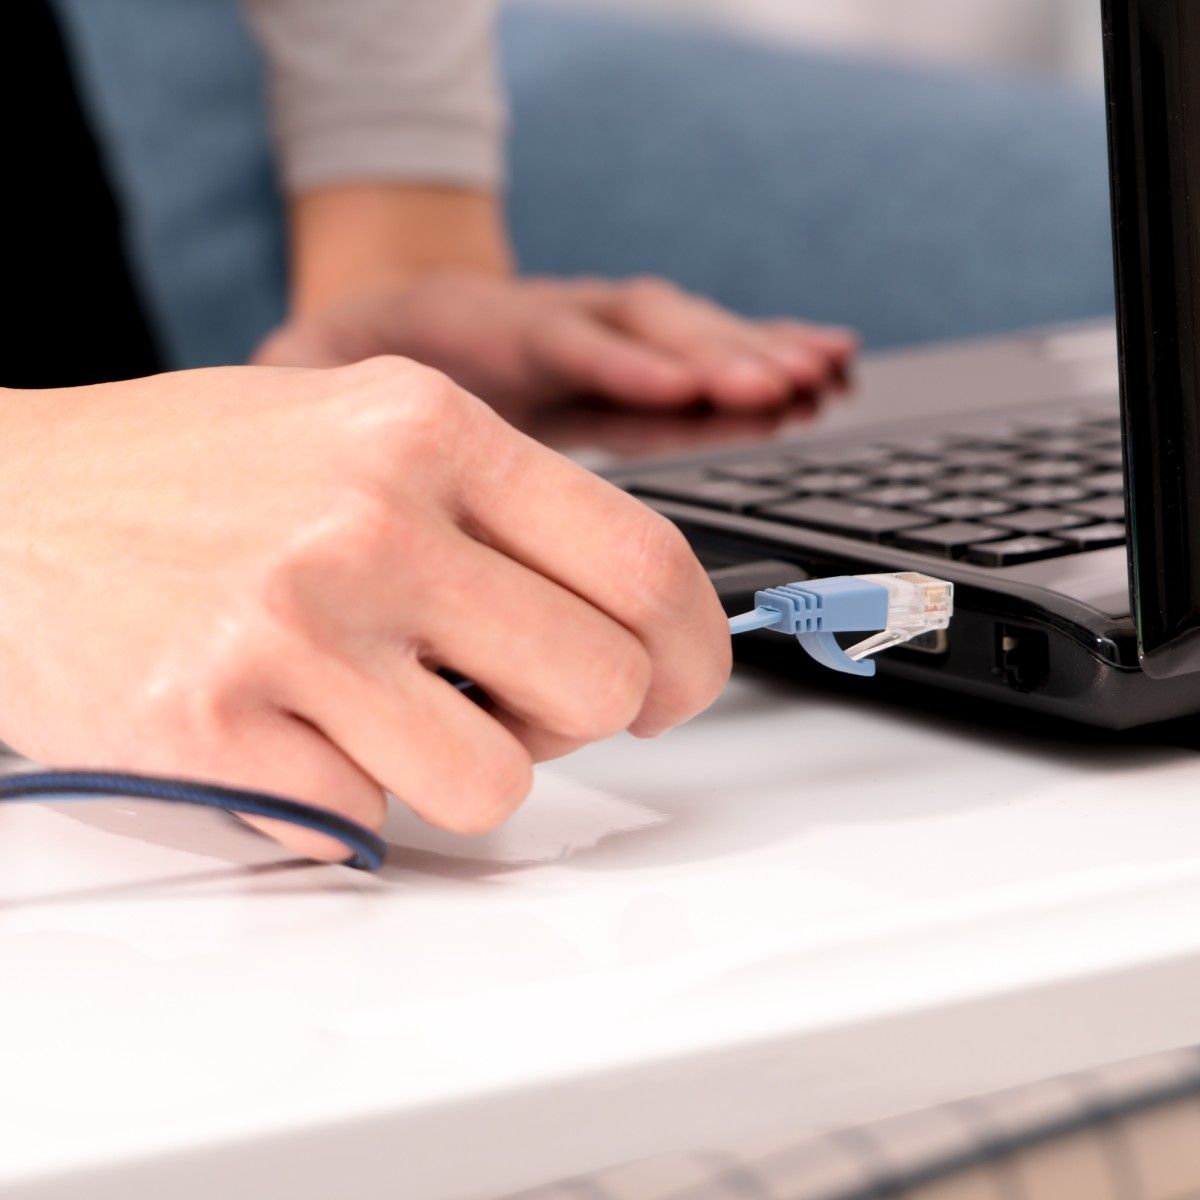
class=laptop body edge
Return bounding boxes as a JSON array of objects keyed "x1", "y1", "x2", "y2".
[{"x1": 605, "y1": 0, "x2": 1200, "y2": 729}]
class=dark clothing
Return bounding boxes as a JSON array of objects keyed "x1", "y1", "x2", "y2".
[{"x1": 4, "y1": 1, "x2": 160, "y2": 388}]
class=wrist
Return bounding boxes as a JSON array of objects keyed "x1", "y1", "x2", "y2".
[{"x1": 288, "y1": 183, "x2": 514, "y2": 315}]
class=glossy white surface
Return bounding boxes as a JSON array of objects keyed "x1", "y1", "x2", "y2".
[{"x1": 3, "y1": 667, "x2": 1200, "y2": 1200}]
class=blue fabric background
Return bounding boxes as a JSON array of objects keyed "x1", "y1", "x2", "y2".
[{"x1": 52, "y1": 1, "x2": 1116, "y2": 368}]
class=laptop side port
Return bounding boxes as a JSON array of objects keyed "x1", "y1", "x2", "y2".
[
  {"x1": 994, "y1": 624, "x2": 1050, "y2": 692},
  {"x1": 896, "y1": 628, "x2": 950, "y2": 656}
]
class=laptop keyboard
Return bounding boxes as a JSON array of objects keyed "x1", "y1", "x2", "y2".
[{"x1": 622, "y1": 412, "x2": 1127, "y2": 567}]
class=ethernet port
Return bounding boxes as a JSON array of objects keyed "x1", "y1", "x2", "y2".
[{"x1": 994, "y1": 624, "x2": 1050, "y2": 692}]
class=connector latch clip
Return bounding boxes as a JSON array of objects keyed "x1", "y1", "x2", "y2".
[{"x1": 728, "y1": 572, "x2": 954, "y2": 677}]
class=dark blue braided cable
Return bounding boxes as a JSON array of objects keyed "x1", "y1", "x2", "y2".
[{"x1": 0, "y1": 770, "x2": 386, "y2": 871}]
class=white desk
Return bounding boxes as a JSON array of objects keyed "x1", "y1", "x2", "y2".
[
  {"x1": 3, "y1": 665, "x2": 1200, "y2": 1200},
  {"x1": 6, "y1": 327, "x2": 1200, "y2": 1199}
]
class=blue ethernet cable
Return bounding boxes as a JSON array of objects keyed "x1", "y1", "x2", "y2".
[
  {"x1": 0, "y1": 572, "x2": 951, "y2": 873},
  {"x1": 0, "y1": 770, "x2": 385, "y2": 871},
  {"x1": 728, "y1": 571, "x2": 954, "y2": 677}
]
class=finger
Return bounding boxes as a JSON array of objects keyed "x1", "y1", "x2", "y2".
[
  {"x1": 590, "y1": 279, "x2": 795, "y2": 410},
  {"x1": 315, "y1": 382, "x2": 729, "y2": 740},
  {"x1": 456, "y1": 426, "x2": 732, "y2": 737},
  {"x1": 132, "y1": 704, "x2": 389, "y2": 864},
  {"x1": 255, "y1": 472, "x2": 662, "y2": 755},
  {"x1": 419, "y1": 537, "x2": 656, "y2": 744},
  {"x1": 278, "y1": 645, "x2": 535, "y2": 835},
  {"x1": 754, "y1": 333, "x2": 834, "y2": 389},
  {"x1": 760, "y1": 318, "x2": 859, "y2": 365},
  {"x1": 293, "y1": 513, "x2": 657, "y2": 749},
  {"x1": 524, "y1": 308, "x2": 701, "y2": 408},
  {"x1": 488, "y1": 710, "x2": 590, "y2": 764},
  {"x1": 235, "y1": 716, "x2": 389, "y2": 862}
]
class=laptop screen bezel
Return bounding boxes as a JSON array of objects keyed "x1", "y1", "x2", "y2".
[{"x1": 1102, "y1": 0, "x2": 1200, "y2": 677}]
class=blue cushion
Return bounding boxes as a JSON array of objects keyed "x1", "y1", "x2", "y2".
[
  {"x1": 502, "y1": 6, "x2": 1114, "y2": 346},
  {"x1": 52, "y1": 0, "x2": 1115, "y2": 366}
]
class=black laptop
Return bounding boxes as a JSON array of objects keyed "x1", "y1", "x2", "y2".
[{"x1": 607, "y1": 0, "x2": 1200, "y2": 730}]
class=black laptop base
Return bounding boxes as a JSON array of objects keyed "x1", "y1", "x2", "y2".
[
  {"x1": 602, "y1": 0, "x2": 1200, "y2": 730},
  {"x1": 609, "y1": 397, "x2": 1200, "y2": 731}
]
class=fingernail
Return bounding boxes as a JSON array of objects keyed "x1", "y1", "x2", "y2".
[
  {"x1": 768, "y1": 344, "x2": 825, "y2": 380},
  {"x1": 629, "y1": 719, "x2": 672, "y2": 740},
  {"x1": 722, "y1": 356, "x2": 790, "y2": 393}
]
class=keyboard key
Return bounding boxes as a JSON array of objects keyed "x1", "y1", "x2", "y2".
[
  {"x1": 1081, "y1": 469, "x2": 1125, "y2": 492},
  {"x1": 943, "y1": 448, "x2": 1016, "y2": 469},
  {"x1": 1055, "y1": 522, "x2": 1127, "y2": 549},
  {"x1": 791, "y1": 446, "x2": 895, "y2": 470},
  {"x1": 1013, "y1": 459, "x2": 1089, "y2": 481},
  {"x1": 1032, "y1": 436, "x2": 1095, "y2": 456},
  {"x1": 954, "y1": 421, "x2": 1029, "y2": 441},
  {"x1": 947, "y1": 435, "x2": 1024, "y2": 449},
  {"x1": 757, "y1": 497, "x2": 933, "y2": 539},
  {"x1": 870, "y1": 459, "x2": 948, "y2": 483},
  {"x1": 708, "y1": 458, "x2": 800, "y2": 484},
  {"x1": 794, "y1": 470, "x2": 870, "y2": 494},
  {"x1": 954, "y1": 470, "x2": 1019, "y2": 493},
  {"x1": 1070, "y1": 494, "x2": 1127, "y2": 521},
  {"x1": 626, "y1": 472, "x2": 791, "y2": 512},
  {"x1": 1007, "y1": 482, "x2": 1091, "y2": 506},
  {"x1": 852, "y1": 484, "x2": 939, "y2": 507},
  {"x1": 876, "y1": 437, "x2": 951, "y2": 456},
  {"x1": 917, "y1": 496, "x2": 1016, "y2": 520},
  {"x1": 892, "y1": 522, "x2": 1012, "y2": 556},
  {"x1": 965, "y1": 536, "x2": 1071, "y2": 566},
  {"x1": 994, "y1": 508, "x2": 1091, "y2": 534}
]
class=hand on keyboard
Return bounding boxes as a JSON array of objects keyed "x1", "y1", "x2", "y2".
[{"x1": 256, "y1": 271, "x2": 857, "y2": 413}]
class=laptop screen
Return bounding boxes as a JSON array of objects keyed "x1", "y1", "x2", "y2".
[{"x1": 1103, "y1": 0, "x2": 1200, "y2": 678}]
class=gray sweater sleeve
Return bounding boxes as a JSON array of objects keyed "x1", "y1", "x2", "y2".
[{"x1": 241, "y1": 0, "x2": 506, "y2": 192}]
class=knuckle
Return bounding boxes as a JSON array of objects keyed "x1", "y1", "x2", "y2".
[
  {"x1": 137, "y1": 611, "x2": 284, "y2": 743},
  {"x1": 520, "y1": 274, "x2": 562, "y2": 300},
  {"x1": 320, "y1": 489, "x2": 400, "y2": 563},
  {"x1": 620, "y1": 275, "x2": 685, "y2": 318},
  {"x1": 340, "y1": 356, "x2": 472, "y2": 451},
  {"x1": 396, "y1": 364, "x2": 468, "y2": 427},
  {"x1": 672, "y1": 633, "x2": 733, "y2": 720},
  {"x1": 258, "y1": 489, "x2": 430, "y2": 636},
  {"x1": 339, "y1": 352, "x2": 426, "y2": 389},
  {"x1": 445, "y1": 743, "x2": 534, "y2": 834},
  {"x1": 625, "y1": 274, "x2": 674, "y2": 301},
  {"x1": 549, "y1": 631, "x2": 652, "y2": 743},
  {"x1": 624, "y1": 511, "x2": 702, "y2": 617},
  {"x1": 279, "y1": 490, "x2": 400, "y2": 584},
  {"x1": 334, "y1": 354, "x2": 430, "y2": 415},
  {"x1": 674, "y1": 591, "x2": 734, "y2": 721},
  {"x1": 578, "y1": 638, "x2": 654, "y2": 739},
  {"x1": 557, "y1": 274, "x2": 609, "y2": 305}
]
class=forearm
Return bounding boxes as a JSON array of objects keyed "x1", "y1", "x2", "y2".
[
  {"x1": 288, "y1": 183, "x2": 514, "y2": 315},
  {"x1": 240, "y1": 0, "x2": 510, "y2": 315}
]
